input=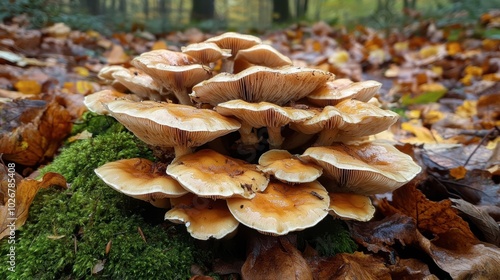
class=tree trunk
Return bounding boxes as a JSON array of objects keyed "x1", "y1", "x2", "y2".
[
  {"x1": 191, "y1": 0, "x2": 215, "y2": 21},
  {"x1": 272, "y1": 0, "x2": 290, "y2": 23}
]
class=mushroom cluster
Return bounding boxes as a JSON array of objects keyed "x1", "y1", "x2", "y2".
[{"x1": 87, "y1": 32, "x2": 421, "y2": 240}]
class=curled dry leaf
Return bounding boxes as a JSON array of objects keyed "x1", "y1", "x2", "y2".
[
  {"x1": 308, "y1": 251, "x2": 391, "y2": 280},
  {"x1": 0, "y1": 169, "x2": 67, "y2": 239},
  {"x1": 0, "y1": 98, "x2": 72, "y2": 166},
  {"x1": 379, "y1": 180, "x2": 477, "y2": 241}
]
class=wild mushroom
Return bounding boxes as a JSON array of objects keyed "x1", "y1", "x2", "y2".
[
  {"x1": 328, "y1": 193, "x2": 375, "y2": 221},
  {"x1": 204, "y1": 32, "x2": 262, "y2": 72},
  {"x1": 306, "y1": 79, "x2": 382, "y2": 107},
  {"x1": 300, "y1": 141, "x2": 422, "y2": 195},
  {"x1": 191, "y1": 65, "x2": 334, "y2": 106},
  {"x1": 226, "y1": 180, "x2": 330, "y2": 235},
  {"x1": 215, "y1": 99, "x2": 314, "y2": 148},
  {"x1": 105, "y1": 99, "x2": 241, "y2": 158},
  {"x1": 111, "y1": 67, "x2": 163, "y2": 101},
  {"x1": 166, "y1": 149, "x2": 269, "y2": 199},
  {"x1": 83, "y1": 89, "x2": 140, "y2": 115},
  {"x1": 131, "y1": 49, "x2": 212, "y2": 105},
  {"x1": 181, "y1": 42, "x2": 231, "y2": 66},
  {"x1": 94, "y1": 158, "x2": 188, "y2": 208},
  {"x1": 257, "y1": 149, "x2": 322, "y2": 184},
  {"x1": 165, "y1": 193, "x2": 239, "y2": 240},
  {"x1": 233, "y1": 44, "x2": 293, "y2": 73}
]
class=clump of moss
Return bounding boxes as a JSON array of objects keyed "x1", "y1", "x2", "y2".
[
  {"x1": 299, "y1": 218, "x2": 358, "y2": 257},
  {"x1": 0, "y1": 116, "x2": 208, "y2": 279}
]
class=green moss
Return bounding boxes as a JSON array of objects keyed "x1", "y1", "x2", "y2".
[
  {"x1": 0, "y1": 117, "x2": 208, "y2": 279},
  {"x1": 299, "y1": 218, "x2": 358, "y2": 257}
]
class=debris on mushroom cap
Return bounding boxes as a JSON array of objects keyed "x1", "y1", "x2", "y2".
[
  {"x1": 166, "y1": 149, "x2": 269, "y2": 199},
  {"x1": 165, "y1": 193, "x2": 239, "y2": 240},
  {"x1": 191, "y1": 65, "x2": 334, "y2": 106},
  {"x1": 111, "y1": 68, "x2": 163, "y2": 101},
  {"x1": 328, "y1": 193, "x2": 375, "y2": 221},
  {"x1": 233, "y1": 44, "x2": 293, "y2": 73},
  {"x1": 300, "y1": 141, "x2": 422, "y2": 195},
  {"x1": 204, "y1": 32, "x2": 262, "y2": 57},
  {"x1": 257, "y1": 149, "x2": 323, "y2": 184},
  {"x1": 105, "y1": 99, "x2": 241, "y2": 157},
  {"x1": 84, "y1": 89, "x2": 141, "y2": 115},
  {"x1": 94, "y1": 158, "x2": 188, "y2": 208},
  {"x1": 226, "y1": 180, "x2": 330, "y2": 235},
  {"x1": 306, "y1": 79, "x2": 382, "y2": 106},
  {"x1": 215, "y1": 99, "x2": 314, "y2": 148},
  {"x1": 131, "y1": 49, "x2": 212, "y2": 105},
  {"x1": 181, "y1": 42, "x2": 231, "y2": 65}
]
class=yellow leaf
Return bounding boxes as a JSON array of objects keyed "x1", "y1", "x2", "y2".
[
  {"x1": 401, "y1": 121, "x2": 446, "y2": 144},
  {"x1": 393, "y1": 41, "x2": 409, "y2": 52},
  {"x1": 75, "y1": 81, "x2": 96, "y2": 95},
  {"x1": 406, "y1": 110, "x2": 421, "y2": 119},
  {"x1": 423, "y1": 110, "x2": 445, "y2": 125},
  {"x1": 14, "y1": 80, "x2": 41, "y2": 95},
  {"x1": 450, "y1": 166, "x2": 467, "y2": 180},
  {"x1": 464, "y1": 65, "x2": 482, "y2": 76},
  {"x1": 460, "y1": 74, "x2": 473, "y2": 86},
  {"x1": 73, "y1": 66, "x2": 89, "y2": 77},
  {"x1": 151, "y1": 40, "x2": 168, "y2": 50},
  {"x1": 418, "y1": 82, "x2": 447, "y2": 93},
  {"x1": 456, "y1": 100, "x2": 477, "y2": 118},
  {"x1": 447, "y1": 42, "x2": 462, "y2": 56}
]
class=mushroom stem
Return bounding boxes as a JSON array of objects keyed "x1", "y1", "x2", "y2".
[
  {"x1": 267, "y1": 126, "x2": 284, "y2": 149},
  {"x1": 173, "y1": 88, "x2": 193, "y2": 106},
  {"x1": 221, "y1": 58, "x2": 235, "y2": 73},
  {"x1": 174, "y1": 146, "x2": 193, "y2": 158},
  {"x1": 281, "y1": 131, "x2": 315, "y2": 150},
  {"x1": 314, "y1": 130, "x2": 338, "y2": 146},
  {"x1": 239, "y1": 121, "x2": 260, "y2": 146}
]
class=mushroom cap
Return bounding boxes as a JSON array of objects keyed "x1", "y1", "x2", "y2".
[
  {"x1": 307, "y1": 80, "x2": 382, "y2": 106},
  {"x1": 300, "y1": 141, "x2": 422, "y2": 195},
  {"x1": 111, "y1": 68, "x2": 163, "y2": 101},
  {"x1": 233, "y1": 44, "x2": 293, "y2": 72},
  {"x1": 181, "y1": 42, "x2": 231, "y2": 65},
  {"x1": 215, "y1": 99, "x2": 314, "y2": 128},
  {"x1": 97, "y1": 65, "x2": 125, "y2": 81},
  {"x1": 84, "y1": 89, "x2": 140, "y2": 115},
  {"x1": 165, "y1": 193, "x2": 239, "y2": 240},
  {"x1": 94, "y1": 158, "x2": 188, "y2": 208},
  {"x1": 257, "y1": 149, "x2": 323, "y2": 183},
  {"x1": 290, "y1": 106, "x2": 343, "y2": 135},
  {"x1": 105, "y1": 99, "x2": 241, "y2": 149},
  {"x1": 227, "y1": 180, "x2": 330, "y2": 235},
  {"x1": 328, "y1": 193, "x2": 375, "y2": 221},
  {"x1": 132, "y1": 49, "x2": 199, "y2": 67},
  {"x1": 204, "y1": 32, "x2": 262, "y2": 57},
  {"x1": 191, "y1": 65, "x2": 334, "y2": 106},
  {"x1": 166, "y1": 149, "x2": 269, "y2": 199}
]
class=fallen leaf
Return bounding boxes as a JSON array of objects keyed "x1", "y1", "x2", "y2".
[
  {"x1": 0, "y1": 169, "x2": 67, "y2": 239},
  {"x1": 379, "y1": 180, "x2": 477, "y2": 241},
  {"x1": 308, "y1": 251, "x2": 391, "y2": 280},
  {"x1": 14, "y1": 80, "x2": 42, "y2": 95},
  {"x1": 449, "y1": 165, "x2": 467, "y2": 180}
]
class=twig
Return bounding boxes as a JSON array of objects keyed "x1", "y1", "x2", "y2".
[{"x1": 463, "y1": 127, "x2": 499, "y2": 167}]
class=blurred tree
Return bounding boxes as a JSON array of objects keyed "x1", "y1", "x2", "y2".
[
  {"x1": 273, "y1": 0, "x2": 290, "y2": 22},
  {"x1": 192, "y1": 0, "x2": 215, "y2": 21},
  {"x1": 81, "y1": 0, "x2": 100, "y2": 14}
]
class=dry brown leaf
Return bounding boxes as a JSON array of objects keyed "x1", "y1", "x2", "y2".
[
  {"x1": 379, "y1": 180, "x2": 477, "y2": 241},
  {"x1": 0, "y1": 169, "x2": 67, "y2": 239},
  {"x1": 450, "y1": 165, "x2": 467, "y2": 180},
  {"x1": 241, "y1": 235, "x2": 313, "y2": 280},
  {"x1": 451, "y1": 198, "x2": 500, "y2": 246},
  {"x1": 105, "y1": 44, "x2": 130, "y2": 65},
  {"x1": 0, "y1": 98, "x2": 72, "y2": 166},
  {"x1": 388, "y1": 258, "x2": 438, "y2": 280},
  {"x1": 308, "y1": 251, "x2": 391, "y2": 280}
]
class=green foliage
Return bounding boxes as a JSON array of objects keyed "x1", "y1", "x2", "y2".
[
  {"x1": 401, "y1": 90, "x2": 447, "y2": 106},
  {"x1": 0, "y1": 118, "x2": 206, "y2": 279},
  {"x1": 299, "y1": 218, "x2": 358, "y2": 257}
]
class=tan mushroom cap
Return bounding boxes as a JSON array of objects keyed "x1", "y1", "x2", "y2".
[
  {"x1": 84, "y1": 89, "x2": 140, "y2": 115},
  {"x1": 257, "y1": 150, "x2": 323, "y2": 183},
  {"x1": 191, "y1": 65, "x2": 334, "y2": 106},
  {"x1": 181, "y1": 42, "x2": 231, "y2": 65},
  {"x1": 300, "y1": 141, "x2": 422, "y2": 195},
  {"x1": 97, "y1": 65, "x2": 125, "y2": 81},
  {"x1": 328, "y1": 193, "x2": 375, "y2": 221},
  {"x1": 166, "y1": 149, "x2": 269, "y2": 199},
  {"x1": 227, "y1": 180, "x2": 330, "y2": 235},
  {"x1": 111, "y1": 68, "x2": 163, "y2": 101},
  {"x1": 106, "y1": 99, "x2": 241, "y2": 157},
  {"x1": 215, "y1": 99, "x2": 314, "y2": 148},
  {"x1": 204, "y1": 32, "x2": 262, "y2": 57},
  {"x1": 306, "y1": 80, "x2": 382, "y2": 106},
  {"x1": 165, "y1": 193, "x2": 239, "y2": 240},
  {"x1": 131, "y1": 49, "x2": 211, "y2": 105},
  {"x1": 94, "y1": 158, "x2": 188, "y2": 208},
  {"x1": 233, "y1": 44, "x2": 293, "y2": 73}
]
